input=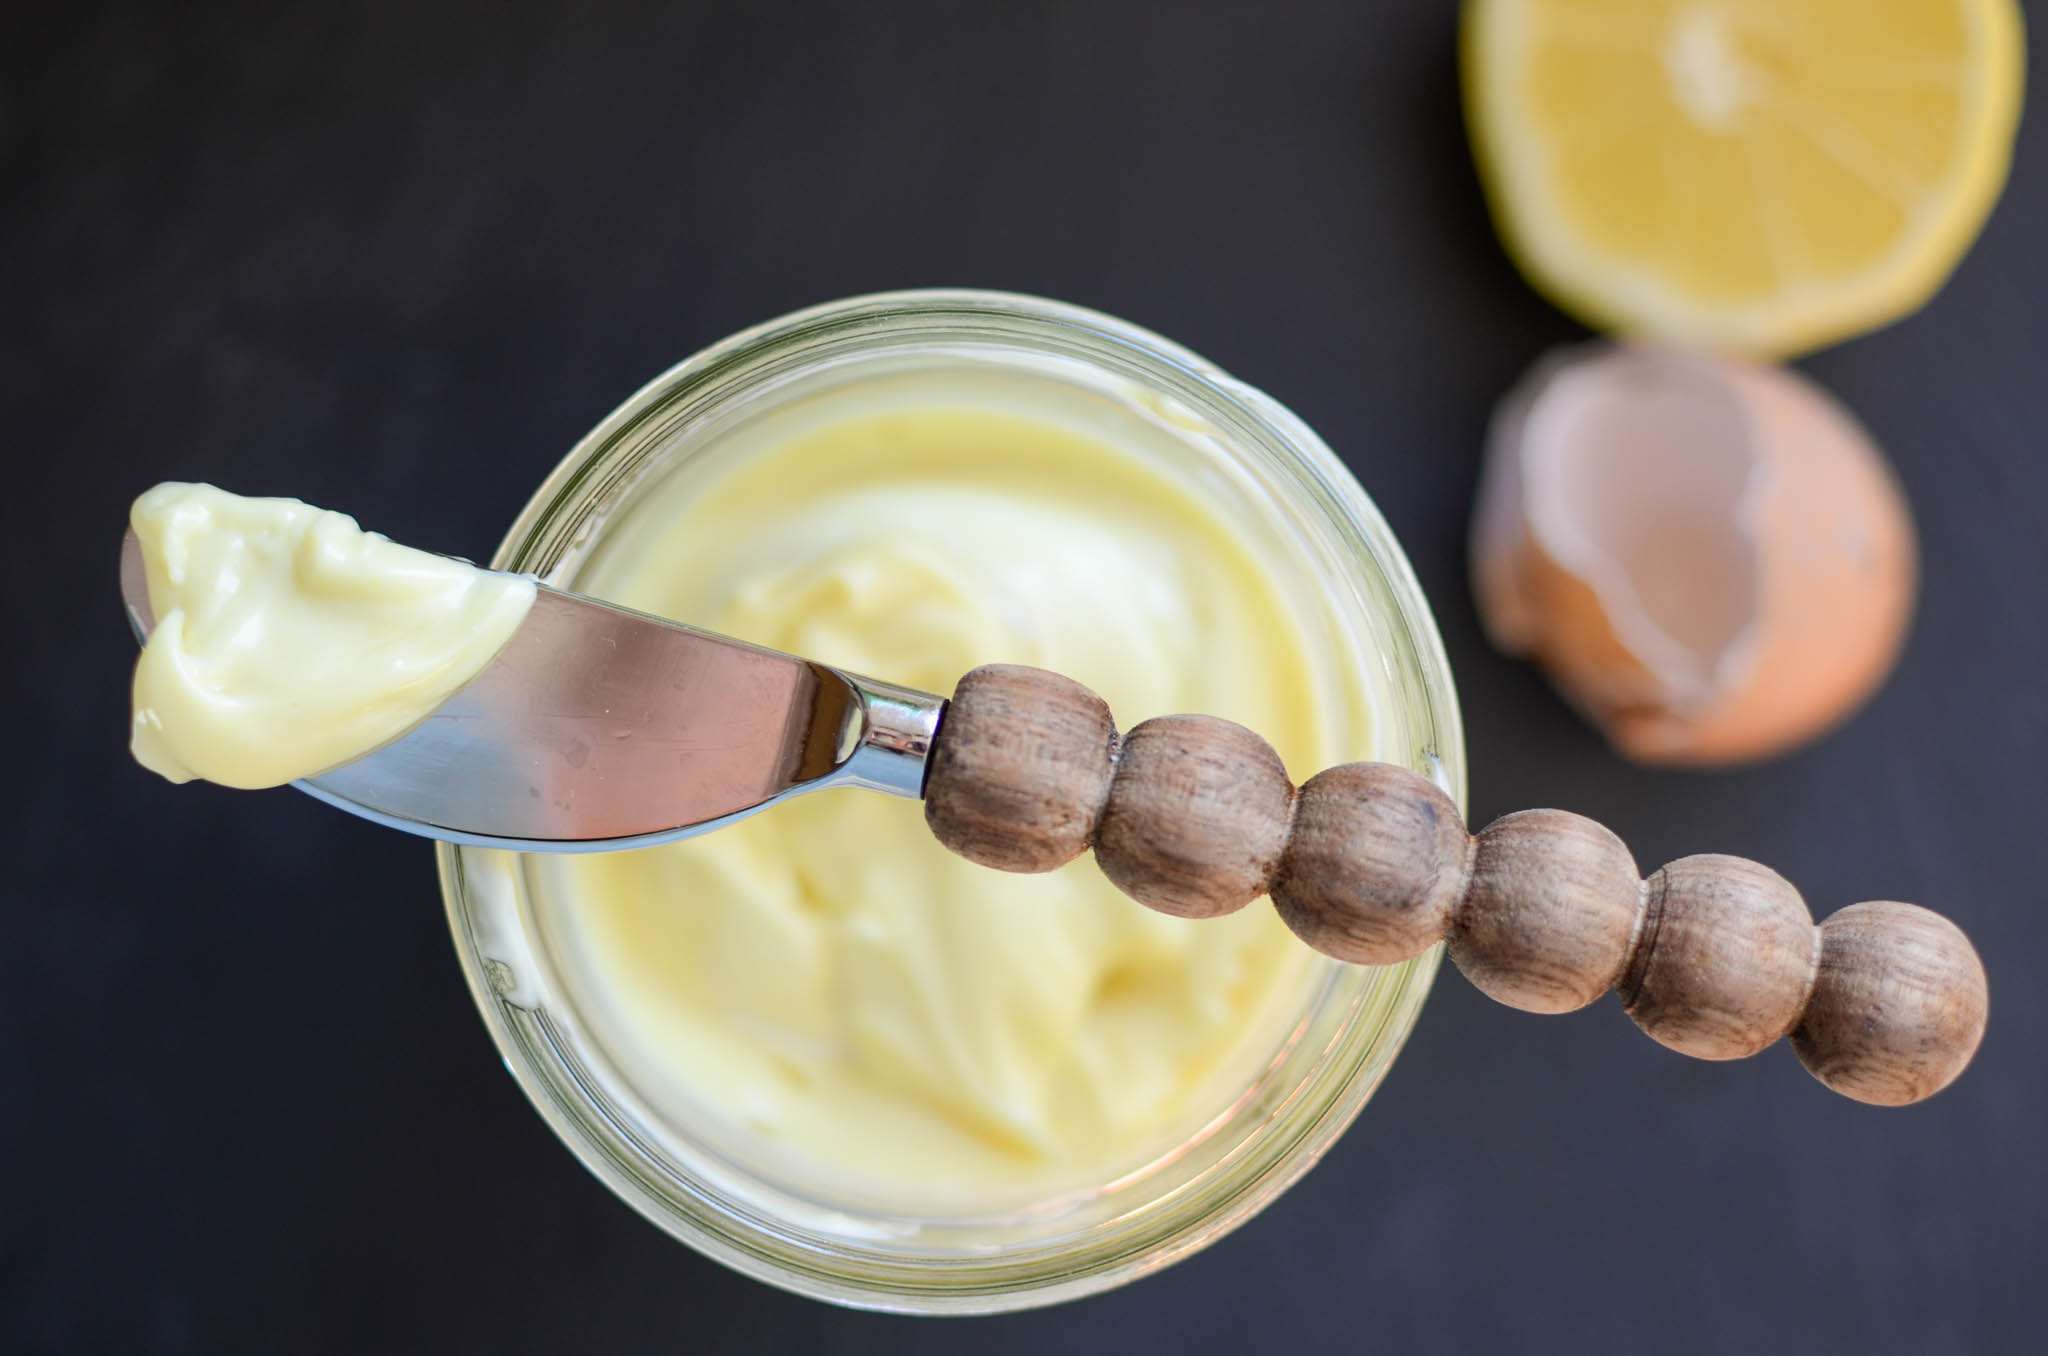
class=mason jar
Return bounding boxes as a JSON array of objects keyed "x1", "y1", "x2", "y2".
[{"x1": 438, "y1": 289, "x2": 1464, "y2": 1313}]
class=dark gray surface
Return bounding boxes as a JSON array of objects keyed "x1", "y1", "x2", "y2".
[{"x1": 6, "y1": 1, "x2": 2043, "y2": 1351}]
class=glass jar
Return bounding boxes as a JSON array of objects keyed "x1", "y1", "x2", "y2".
[{"x1": 438, "y1": 290, "x2": 1464, "y2": 1313}]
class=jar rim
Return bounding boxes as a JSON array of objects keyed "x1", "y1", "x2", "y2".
[{"x1": 438, "y1": 289, "x2": 1465, "y2": 1313}]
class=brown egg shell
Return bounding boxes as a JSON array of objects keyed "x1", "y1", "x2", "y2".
[{"x1": 1472, "y1": 343, "x2": 1917, "y2": 767}]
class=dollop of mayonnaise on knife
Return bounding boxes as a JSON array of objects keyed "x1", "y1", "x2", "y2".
[{"x1": 128, "y1": 482, "x2": 535, "y2": 788}]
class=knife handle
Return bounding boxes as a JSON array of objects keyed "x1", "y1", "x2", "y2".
[{"x1": 921, "y1": 664, "x2": 1987, "y2": 1107}]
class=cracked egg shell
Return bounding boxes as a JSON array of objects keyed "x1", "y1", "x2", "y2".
[{"x1": 1472, "y1": 344, "x2": 1916, "y2": 767}]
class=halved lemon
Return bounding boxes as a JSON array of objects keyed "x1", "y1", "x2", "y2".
[{"x1": 1464, "y1": 0, "x2": 2025, "y2": 355}]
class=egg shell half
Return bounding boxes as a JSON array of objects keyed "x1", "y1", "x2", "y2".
[{"x1": 1472, "y1": 343, "x2": 1916, "y2": 766}]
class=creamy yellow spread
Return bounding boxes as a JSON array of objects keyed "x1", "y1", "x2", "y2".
[
  {"x1": 533, "y1": 396, "x2": 1376, "y2": 1206},
  {"x1": 128, "y1": 482, "x2": 535, "y2": 788},
  {"x1": 124, "y1": 395, "x2": 1386, "y2": 1205}
]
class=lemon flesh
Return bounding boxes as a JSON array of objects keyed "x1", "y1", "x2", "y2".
[{"x1": 1464, "y1": 0, "x2": 2024, "y2": 356}]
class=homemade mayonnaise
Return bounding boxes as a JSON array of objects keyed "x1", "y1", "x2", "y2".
[
  {"x1": 128, "y1": 482, "x2": 534, "y2": 788},
  {"x1": 533, "y1": 397, "x2": 1360, "y2": 1207},
  {"x1": 123, "y1": 398, "x2": 1384, "y2": 1208}
]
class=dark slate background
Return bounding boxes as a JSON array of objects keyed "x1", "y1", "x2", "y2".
[{"x1": 7, "y1": 1, "x2": 2043, "y2": 1351}]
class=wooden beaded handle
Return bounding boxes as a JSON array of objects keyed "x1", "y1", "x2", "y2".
[{"x1": 922, "y1": 665, "x2": 1988, "y2": 1106}]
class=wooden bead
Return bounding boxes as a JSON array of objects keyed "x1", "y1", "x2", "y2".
[
  {"x1": 923, "y1": 664, "x2": 1115, "y2": 873},
  {"x1": 1270, "y1": 762, "x2": 1472, "y2": 965},
  {"x1": 1791, "y1": 901, "x2": 1989, "y2": 1106},
  {"x1": 1450, "y1": 809, "x2": 1643, "y2": 1013},
  {"x1": 1620, "y1": 855, "x2": 1817, "y2": 1060},
  {"x1": 1093, "y1": 714, "x2": 1295, "y2": 918}
]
